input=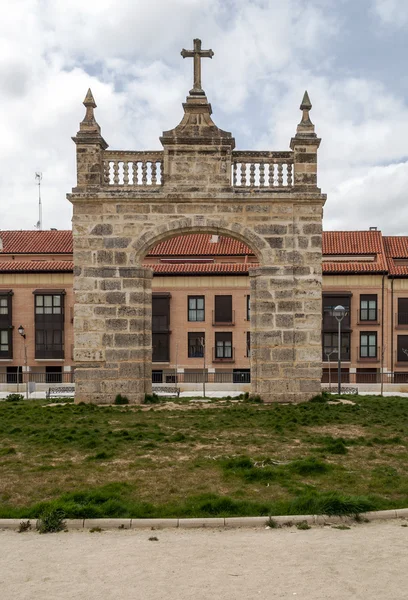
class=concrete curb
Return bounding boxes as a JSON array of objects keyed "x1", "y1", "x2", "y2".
[{"x1": 1, "y1": 508, "x2": 407, "y2": 531}]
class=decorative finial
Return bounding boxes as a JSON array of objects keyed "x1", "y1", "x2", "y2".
[
  {"x1": 83, "y1": 88, "x2": 96, "y2": 108},
  {"x1": 181, "y1": 38, "x2": 214, "y2": 95},
  {"x1": 300, "y1": 90, "x2": 312, "y2": 111},
  {"x1": 296, "y1": 90, "x2": 315, "y2": 135}
]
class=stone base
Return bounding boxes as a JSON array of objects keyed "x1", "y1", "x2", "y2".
[{"x1": 74, "y1": 392, "x2": 146, "y2": 405}]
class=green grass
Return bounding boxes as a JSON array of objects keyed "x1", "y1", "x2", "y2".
[{"x1": 0, "y1": 395, "x2": 407, "y2": 517}]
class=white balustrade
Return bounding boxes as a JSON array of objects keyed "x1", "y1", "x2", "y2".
[
  {"x1": 232, "y1": 152, "x2": 294, "y2": 188},
  {"x1": 103, "y1": 152, "x2": 163, "y2": 186}
]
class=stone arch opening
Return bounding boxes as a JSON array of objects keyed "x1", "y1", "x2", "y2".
[{"x1": 138, "y1": 227, "x2": 260, "y2": 397}]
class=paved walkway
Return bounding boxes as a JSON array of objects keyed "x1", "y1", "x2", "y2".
[{"x1": 0, "y1": 520, "x2": 407, "y2": 599}]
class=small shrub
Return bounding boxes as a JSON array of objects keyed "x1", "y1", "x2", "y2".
[
  {"x1": 144, "y1": 393, "x2": 160, "y2": 404},
  {"x1": 267, "y1": 517, "x2": 279, "y2": 528},
  {"x1": 18, "y1": 520, "x2": 32, "y2": 533},
  {"x1": 114, "y1": 394, "x2": 129, "y2": 405},
  {"x1": 90, "y1": 527, "x2": 102, "y2": 533},
  {"x1": 0, "y1": 447, "x2": 16, "y2": 456},
  {"x1": 296, "y1": 520, "x2": 311, "y2": 530},
  {"x1": 325, "y1": 438, "x2": 348, "y2": 455},
  {"x1": 244, "y1": 394, "x2": 263, "y2": 404},
  {"x1": 5, "y1": 393, "x2": 24, "y2": 403},
  {"x1": 309, "y1": 392, "x2": 329, "y2": 403},
  {"x1": 37, "y1": 508, "x2": 66, "y2": 534}
]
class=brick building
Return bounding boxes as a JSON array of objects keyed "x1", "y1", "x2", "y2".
[{"x1": 1, "y1": 228, "x2": 408, "y2": 394}]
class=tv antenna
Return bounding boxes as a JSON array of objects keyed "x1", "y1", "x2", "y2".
[{"x1": 35, "y1": 172, "x2": 42, "y2": 230}]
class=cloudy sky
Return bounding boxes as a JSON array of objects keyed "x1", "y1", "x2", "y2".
[{"x1": 2, "y1": 0, "x2": 408, "y2": 233}]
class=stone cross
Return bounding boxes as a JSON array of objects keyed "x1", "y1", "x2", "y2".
[{"x1": 181, "y1": 38, "x2": 214, "y2": 94}]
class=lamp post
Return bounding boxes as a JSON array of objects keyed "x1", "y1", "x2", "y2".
[
  {"x1": 18, "y1": 325, "x2": 28, "y2": 399},
  {"x1": 332, "y1": 306, "x2": 347, "y2": 395},
  {"x1": 324, "y1": 348, "x2": 338, "y2": 394},
  {"x1": 200, "y1": 337, "x2": 206, "y2": 399}
]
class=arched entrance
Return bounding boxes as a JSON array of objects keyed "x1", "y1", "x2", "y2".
[{"x1": 69, "y1": 41, "x2": 325, "y2": 403}]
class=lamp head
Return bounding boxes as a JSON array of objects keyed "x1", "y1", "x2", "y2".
[
  {"x1": 18, "y1": 325, "x2": 26, "y2": 339},
  {"x1": 333, "y1": 305, "x2": 346, "y2": 322}
]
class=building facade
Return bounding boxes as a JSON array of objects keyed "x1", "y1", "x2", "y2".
[{"x1": 1, "y1": 228, "x2": 408, "y2": 395}]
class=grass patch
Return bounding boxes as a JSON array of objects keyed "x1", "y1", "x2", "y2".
[{"x1": 0, "y1": 396, "x2": 407, "y2": 517}]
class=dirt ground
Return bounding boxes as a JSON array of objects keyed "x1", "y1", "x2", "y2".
[{"x1": 0, "y1": 520, "x2": 407, "y2": 600}]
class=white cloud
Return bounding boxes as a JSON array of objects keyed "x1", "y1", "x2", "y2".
[
  {"x1": 0, "y1": 0, "x2": 407, "y2": 235},
  {"x1": 373, "y1": 0, "x2": 408, "y2": 27}
]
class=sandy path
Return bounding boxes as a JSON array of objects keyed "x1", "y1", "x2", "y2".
[{"x1": 0, "y1": 521, "x2": 407, "y2": 600}]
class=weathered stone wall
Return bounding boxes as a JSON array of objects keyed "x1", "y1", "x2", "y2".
[{"x1": 69, "y1": 87, "x2": 325, "y2": 404}]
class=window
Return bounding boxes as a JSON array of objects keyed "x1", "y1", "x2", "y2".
[
  {"x1": 0, "y1": 292, "x2": 12, "y2": 358},
  {"x1": 152, "y1": 370, "x2": 163, "y2": 383},
  {"x1": 0, "y1": 330, "x2": 9, "y2": 353},
  {"x1": 215, "y1": 332, "x2": 233, "y2": 359},
  {"x1": 323, "y1": 332, "x2": 350, "y2": 361},
  {"x1": 46, "y1": 366, "x2": 62, "y2": 384},
  {"x1": 246, "y1": 331, "x2": 251, "y2": 357},
  {"x1": 360, "y1": 332, "x2": 377, "y2": 358},
  {"x1": 214, "y1": 295, "x2": 233, "y2": 324},
  {"x1": 188, "y1": 296, "x2": 205, "y2": 322},
  {"x1": 34, "y1": 291, "x2": 65, "y2": 359},
  {"x1": 397, "y1": 336, "x2": 408, "y2": 362},
  {"x1": 35, "y1": 294, "x2": 61, "y2": 314},
  {"x1": 152, "y1": 294, "x2": 170, "y2": 331},
  {"x1": 322, "y1": 295, "x2": 351, "y2": 330},
  {"x1": 6, "y1": 366, "x2": 22, "y2": 384},
  {"x1": 246, "y1": 295, "x2": 250, "y2": 321},
  {"x1": 188, "y1": 332, "x2": 204, "y2": 358},
  {"x1": 398, "y1": 298, "x2": 408, "y2": 325},
  {"x1": 233, "y1": 369, "x2": 250, "y2": 383},
  {"x1": 360, "y1": 295, "x2": 377, "y2": 321},
  {"x1": 0, "y1": 297, "x2": 8, "y2": 315},
  {"x1": 152, "y1": 333, "x2": 169, "y2": 362}
]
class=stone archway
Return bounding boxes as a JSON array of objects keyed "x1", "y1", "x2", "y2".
[{"x1": 68, "y1": 43, "x2": 325, "y2": 404}]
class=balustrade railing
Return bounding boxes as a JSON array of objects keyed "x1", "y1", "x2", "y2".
[
  {"x1": 103, "y1": 151, "x2": 163, "y2": 187},
  {"x1": 232, "y1": 151, "x2": 294, "y2": 188}
]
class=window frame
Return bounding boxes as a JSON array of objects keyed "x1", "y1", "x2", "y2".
[
  {"x1": 360, "y1": 332, "x2": 377, "y2": 359},
  {"x1": 360, "y1": 294, "x2": 378, "y2": 322},
  {"x1": 188, "y1": 332, "x2": 205, "y2": 358},
  {"x1": 187, "y1": 296, "x2": 205, "y2": 322},
  {"x1": 215, "y1": 332, "x2": 233, "y2": 359}
]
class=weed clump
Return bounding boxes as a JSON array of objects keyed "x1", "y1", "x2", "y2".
[
  {"x1": 309, "y1": 392, "x2": 330, "y2": 403},
  {"x1": 37, "y1": 508, "x2": 66, "y2": 533},
  {"x1": 5, "y1": 393, "x2": 24, "y2": 402},
  {"x1": 114, "y1": 394, "x2": 129, "y2": 405},
  {"x1": 144, "y1": 393, "x2": 160, "y2": 404},
  {"x1": 18, "y1": 520, "x2": 32, "y2": 533},
  {"x1": 296, "y1": 520, "x2": 311, "y2": 530}
]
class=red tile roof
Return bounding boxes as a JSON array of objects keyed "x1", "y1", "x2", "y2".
[
  {"x1": 0, "y1": 261, "x2": 74, "y2": 273},
  {"x1": 322, "y1": 231, "x2": 384, "y2": 255},
  {"x1": 383, "y1": 236, "x2": 408, "y2": 276},
  {"x1": 0, "y1": 231, "x2": 72, "y2": 254},
  {"x1": 148, "y1": 235, "x2": 254, "y2": 256},
  {"x1": 322, "y1": 231, "x2": 388, "y2": 273},
  {"x1": 150, "y1": 263, "x2": 257, "y2": 275},
  {"x1": 322, "y1": 262, "x2": 386, "y2": 274}
]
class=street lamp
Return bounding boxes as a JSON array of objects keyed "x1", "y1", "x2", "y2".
[
  {"x1": 324, "y1": 348, "x2": 338, "y2": 394},
  {"x1": 332, "y1": 305, "x2": 347, "y2": 395},
  {"x1": 200, "y1": 337, "x2": 206, "y2": 399},
  {"x1": 18, "y1": 325, "x2": 28, "y2": 399}
]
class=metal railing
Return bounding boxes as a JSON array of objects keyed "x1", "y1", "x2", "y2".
[
  {"x1": 212, "y1": 310, "x2": 235, "y2": 325},
  {"x1": 357, "y1": 346, "x2": 380, "y2": 361},
  {"x1": 0, "y1": 371, "x2": 75, "y2": 384},
  {"x1": 396, "y1": 312, "x2": 408, "y2": 326},
  {"x1": 357, "y1": 309, "x2": 380, "y2": 324},
  {"x1": 152, "y1": 371, "x2": 250, "y2": 384}
]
